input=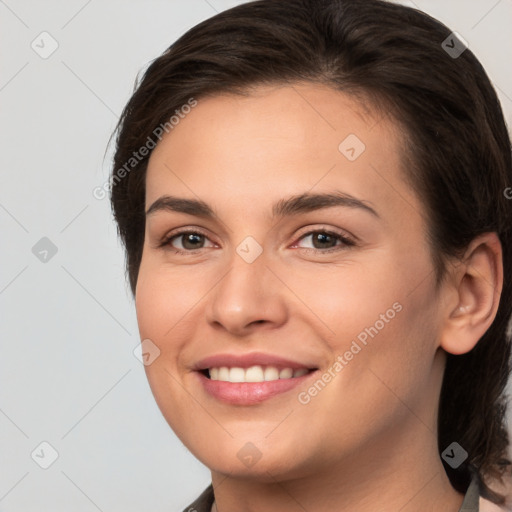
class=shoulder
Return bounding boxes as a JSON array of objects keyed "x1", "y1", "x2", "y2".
[
  {"x1": 181, "y1": 484, "x2": 214, "y2": 512},
  {"x1": 479, "y1": 472, "x2": 512, "y2": 512},
  {"x1": 479, "y1": 496, "x2": 509, "y2": 511}
]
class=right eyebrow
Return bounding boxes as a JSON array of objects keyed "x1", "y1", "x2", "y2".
[
  {"x1": 145, "y1": 196, "x2": 214, "y2": 218},
  {"x1": 145, "y1": 190, "x2": 380, "y2": 220}
]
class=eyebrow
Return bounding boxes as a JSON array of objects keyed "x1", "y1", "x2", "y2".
[{"x1": 145, "y1": 191, "x2": 379, "y2": 219}]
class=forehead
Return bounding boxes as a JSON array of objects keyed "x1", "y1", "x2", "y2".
[{"x1": 145, "y1": 83, "x2": 420, "y2": 222}]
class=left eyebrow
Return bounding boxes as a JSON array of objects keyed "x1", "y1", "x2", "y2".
[
  {"x1": 271, "y1": 191, "x2": 380, "y2": 219},
  {"x1": 145, "y1": 191, "x2": 379, "y2": 219}
]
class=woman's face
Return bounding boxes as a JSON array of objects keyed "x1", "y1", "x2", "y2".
[{"x1": 136, "y1": 83, "x2": 448, "y2": 479}]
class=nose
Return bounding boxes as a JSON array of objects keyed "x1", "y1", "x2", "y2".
[{"x1": 205, "y1": 249, "x2": 288, "y2": 336}]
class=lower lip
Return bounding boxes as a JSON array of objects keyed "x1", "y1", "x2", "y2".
[{"x1": 197, "y1": 371, "x2": 316, "y2": 405}]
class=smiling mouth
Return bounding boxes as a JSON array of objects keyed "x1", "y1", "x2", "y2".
[{"x1": 200, "y1": 365, "x2": 317, "y2": 383}]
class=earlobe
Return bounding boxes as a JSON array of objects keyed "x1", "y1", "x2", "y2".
[{"x1": 440, "y1": 232, "x2": 503, "y2": 356}]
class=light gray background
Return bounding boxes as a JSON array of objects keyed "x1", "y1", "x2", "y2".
[{"x1": 1, "y1": 1, "x2": 511, "y2": 511}]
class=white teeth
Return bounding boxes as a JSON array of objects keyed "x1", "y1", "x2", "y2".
[
  {"x1": 279, "y1": 368, "x2": 293, "y2": 379},
  {"x1": 208, "y1": 365, "x2": 310, "y2": 383},
  {"x1": 245, "y1": 365, "x2": 264, "y2": 382},
  {"x1": 218, "y1": 367, "x2": 229, "y2": 381},
  {"x1": 264, "y1": 366, "x2": 279, "y2": 381},
  {"x1": 229, "y1": 367, "x2": 246, "y2": 382}
]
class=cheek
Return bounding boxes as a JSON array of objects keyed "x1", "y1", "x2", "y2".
[
  {"x1": 289, "y1": 250, "x2": 440, "y2": 402},
  {"x1": 135, "y1": 265, "x2": 206, "y2": 436},
  {"x1": 279, "y1": 255, "x2": 408, "y2": 345},
  {"x1": 290, "y1": 294, "x2": 439, "y2": 462},
  {"x1": 322, "y1": 274, "x2": 440, "y2": 427},
  {"x1": 135, "y1": 260, "x2": 206, "y2": 344},
  {"x1": 134, "y1": 263, "x2": 194, "y2": 402}
]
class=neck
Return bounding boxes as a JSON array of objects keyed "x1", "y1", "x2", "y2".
[
  {"x1": 210, "y1": 350, "x2": 465, "y2": 512},
  {"x1": 210, "y1": 412, "x2": 465, "y2": 512}
]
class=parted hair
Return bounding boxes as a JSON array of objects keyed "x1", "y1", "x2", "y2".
[{"x1": 110, "y1": 0, "x2": 512, "y2": 504}]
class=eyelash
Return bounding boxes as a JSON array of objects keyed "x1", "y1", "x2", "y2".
[{"x1": 158, "y1": 227, "x2": 356, "y2": 255}]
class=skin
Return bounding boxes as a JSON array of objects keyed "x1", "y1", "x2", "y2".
[{"x1": 135, "y1": 83, "x2": 503, "y2": 512}]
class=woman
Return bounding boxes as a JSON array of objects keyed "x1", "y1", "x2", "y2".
[{"x1": 109, "y1": 0, "x2": 512, "y2": 510}]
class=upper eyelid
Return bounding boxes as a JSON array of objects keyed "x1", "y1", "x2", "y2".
[
  {"x1": 165, "y1": 226, "x2": 355, "y2": 249},
  {"x1": 293, "y1": 225, "x2": 356, "y2": 241}
]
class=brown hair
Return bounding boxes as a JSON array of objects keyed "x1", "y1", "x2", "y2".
[{"x1": 109, "y1": 0, "x2": 512, "y2": 504}]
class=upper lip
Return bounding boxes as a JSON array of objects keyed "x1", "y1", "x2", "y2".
[{"x1": 194, "y1": 352, "x2": 317, "y2": 371}]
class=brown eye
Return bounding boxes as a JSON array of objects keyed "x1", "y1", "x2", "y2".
[
  {"x1": 162, "y1": 230, "x2": 215, "y2": 252},
  {"x1": 295, "y1": 230, "x2": 354, "y2": 251},
  {"x1": 310, "y1": 232, "x2": 338, "y2": 249},
  {"x1": 180, "y1": 233, "x2": 205, "y2": 250}
]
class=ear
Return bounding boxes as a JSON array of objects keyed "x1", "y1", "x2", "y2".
[{"x1": 440, "y1": 232, "x2": 503, "y2": 355}]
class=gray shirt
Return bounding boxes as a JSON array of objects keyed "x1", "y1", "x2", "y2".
[{"x1": 182, "y1": 475, "x2": 480, "y2": 511}]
